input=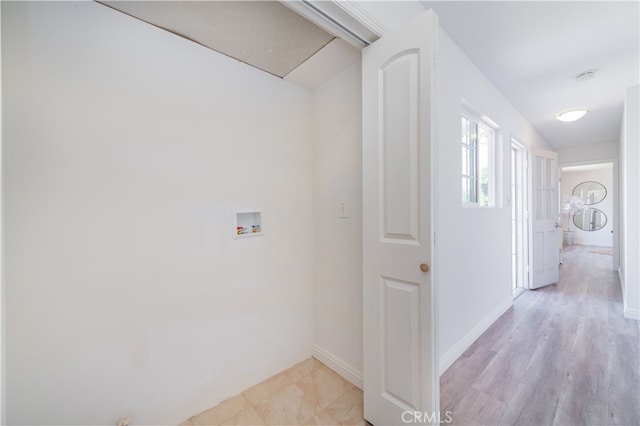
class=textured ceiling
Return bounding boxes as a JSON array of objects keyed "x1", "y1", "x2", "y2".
[{"x1": 100, "y1": 1, "x2": 336, "y2": 78}]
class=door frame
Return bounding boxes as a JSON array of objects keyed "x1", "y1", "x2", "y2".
[
  {"x1": 559, "y1": 159, "x2": 619, "y2": 270},
  {"x1": 511, "y1": 138, "x2": 529, "y2": 292},
  {"x1": 287, "y1": 3, "x2": 441, "y2": 423}
]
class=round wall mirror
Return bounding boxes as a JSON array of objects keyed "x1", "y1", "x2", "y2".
[
  {"x1": 573, "y1": 208, "x2": 607, "y2": 231},
  {"x1": 572, "y1": 181, "x2": 606, "y2": 205}
]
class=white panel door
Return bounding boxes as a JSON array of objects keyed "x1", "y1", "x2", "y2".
[
  {"x1": 362, "y1": 10, "x2": 438, "y2": 425},
  {"x1": 530, "y1": 148, "x2": 560, "y2": 289}
]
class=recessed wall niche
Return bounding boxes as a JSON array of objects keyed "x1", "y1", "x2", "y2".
[{"x1": 234, "y1": 210, "x2": 263, "y2": 239}]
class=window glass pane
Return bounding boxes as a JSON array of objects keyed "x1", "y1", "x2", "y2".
[
  {"x1": 462, "y1": 177, "x2": 476, "y2": 203},
  {"x1": 462, "y1": 116, "x2": 477, "y2": 203},
  {"x1": 535, "y1": 156, "x2": 544, "y2": 187},
  {"x1": 536, "y1": 189, "x2": 544, "y2": 220},
  {"x1": 461, "y1": 117, "x2": 468, "y2": 145},
  {"x1": 470, "y1": 176, "x2": 477, "y2": 202},
  {"x1": 544, "y1": 158, "x2": 552, "y2": 187},
  {"x1": 461, "y1": 111, "x2": 495, "y2": 206},
  {"x1": 462, "y1": 146, "x2": 469, "y2": 177},
  {"x1": 546, "y1": 188, "x2": 556, "y2": 220},
  {"x1": 471, "y1": 145, "x2": 477, "y2": 177},
  {"x1": 470, "y1": 121, "x2": 478, "y2": 147},
  {"x1": 462, "y1": 177, "x2": 469, "y2": 203},
  {"x1": 477, "y1": 127, "x2": 490, "y2": 206}
]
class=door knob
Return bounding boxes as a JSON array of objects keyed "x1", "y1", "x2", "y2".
[{"x1": 420, "y1": 263, "x2": 430, "y2": 272}]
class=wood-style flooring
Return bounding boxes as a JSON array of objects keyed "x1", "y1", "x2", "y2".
[{"x1": 440, "y1": 245, "x2": 640, "y2": 426}]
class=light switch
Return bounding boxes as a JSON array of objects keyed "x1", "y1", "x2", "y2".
[{"x1": 338, "y1": 202, "x2": 348, "y2": 218}]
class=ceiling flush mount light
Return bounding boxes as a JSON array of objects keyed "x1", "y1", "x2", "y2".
[{"x1": 556, "y1": 108, "x2": 589, "y2": 123}]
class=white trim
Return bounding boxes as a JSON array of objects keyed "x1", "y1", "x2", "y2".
[
  {"x1": 280, "y1": 1, "x2": 379, "y2": 48},
  {"x1": 511, "y1": 139, "x2": 530, "y2": 291},
  {"x1": 333, "y1": 1, "x2": 388, "y2": 37},
  {"x1": 439, "y1": 298, "x2": 513, "y2": 375},
  {"x1": 620, "y1": 268, "x2": 638, "y2": 320},
  {"x1": 512, "y1": 287, "x2": 526, "y2": 300},
  {"x1": 312, "y1": 345, "x2": 363, "y2": 390},
  {"x1": 624, "y1": 307, "x2": 640, "y2": 321}
]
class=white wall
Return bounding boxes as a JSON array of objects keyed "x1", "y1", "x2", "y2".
[
  {"x1": 311, "y1": 64, "x2": 364, "y2": 386},
  {"x1": 435, "y1": 29, "x2": 552, "y2": 373},
  {"x1": 561, "y1": 168, "x2": 614, "y2": 247},
  {"x1": 619, "y1": 85, "x2": 640, "y2": 320},
  {"x1": 558, "y1": 141, "x2": 619, "y2": 164},
  {"x1": 2, "y1": 2, "x2": 314, "y2": 424},
  {"x1": 0, "y1": 3, "x2": 4, "y2": 424},
  {"x1": 310, "y1": 15, "x2": 556, "y2": 385}
]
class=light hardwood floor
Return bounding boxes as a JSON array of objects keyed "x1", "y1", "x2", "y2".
[{"x1": 440, "y1": 245, "x2": 640, "y2": 425}]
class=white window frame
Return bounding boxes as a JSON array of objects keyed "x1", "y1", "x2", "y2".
[{"x1": 461, "y1": 109, "x2": 497, "y2": 207}]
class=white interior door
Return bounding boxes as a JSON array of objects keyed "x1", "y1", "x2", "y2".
[
  {"x1": 530, "y1": 148, "x2": 560, "y2": 289},
  {"x1": 362, "y1": 10, "x2": 438, "y2": 425}
]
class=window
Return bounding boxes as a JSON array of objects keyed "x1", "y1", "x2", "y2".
[{"x1": 461, "y1": 113, "x2": 495, "y2": 206}]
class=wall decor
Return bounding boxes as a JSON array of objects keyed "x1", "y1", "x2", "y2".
[
  {"x1": 572, "y1": 181, "x2": 606, "y2": 205},
  {"x1": 573, "y1": 207, "x2": 607, "y2": 232}
]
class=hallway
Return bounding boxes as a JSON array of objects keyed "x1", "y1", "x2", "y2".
[{"x1": 440, "y1": 245, "x2": 640, "y2": 425}]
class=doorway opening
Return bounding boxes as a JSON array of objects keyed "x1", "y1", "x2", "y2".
[
  {"x1": 511, "y1": 139, "x2": 528, "y2": 297},
  {"x1": 559, "y1": 162, "x2": 616, "y2": 270}
]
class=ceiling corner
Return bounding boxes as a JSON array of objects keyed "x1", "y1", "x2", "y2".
[{"x1": 280, "y1": 0, "x2": 381, "y2": 48}]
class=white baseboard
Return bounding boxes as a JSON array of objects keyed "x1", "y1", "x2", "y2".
[
  {"x1": 438, "y1": 297, "x2": 513, "y2": 376},
  {"x1": 617, "y1": 269, "x2": 638, "y2": 320},
  {"x1": 312, "y1": 344, "x2": 363, "y2": 390},
  {"x1": 624, "y1": 307, "x2": 640, "y2": 321}
]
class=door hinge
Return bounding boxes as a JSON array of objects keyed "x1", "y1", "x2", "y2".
[
  {"x1": 524, "y1": 159, "x2": 529, "y2": 168},
  {"x1": 433, "y1": 232, "x2": 436, "y2": 246}
]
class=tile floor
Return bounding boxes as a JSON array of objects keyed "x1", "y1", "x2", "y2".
[{"x1": 181, "y1": 358, "x2": 365, "y2": 425}]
